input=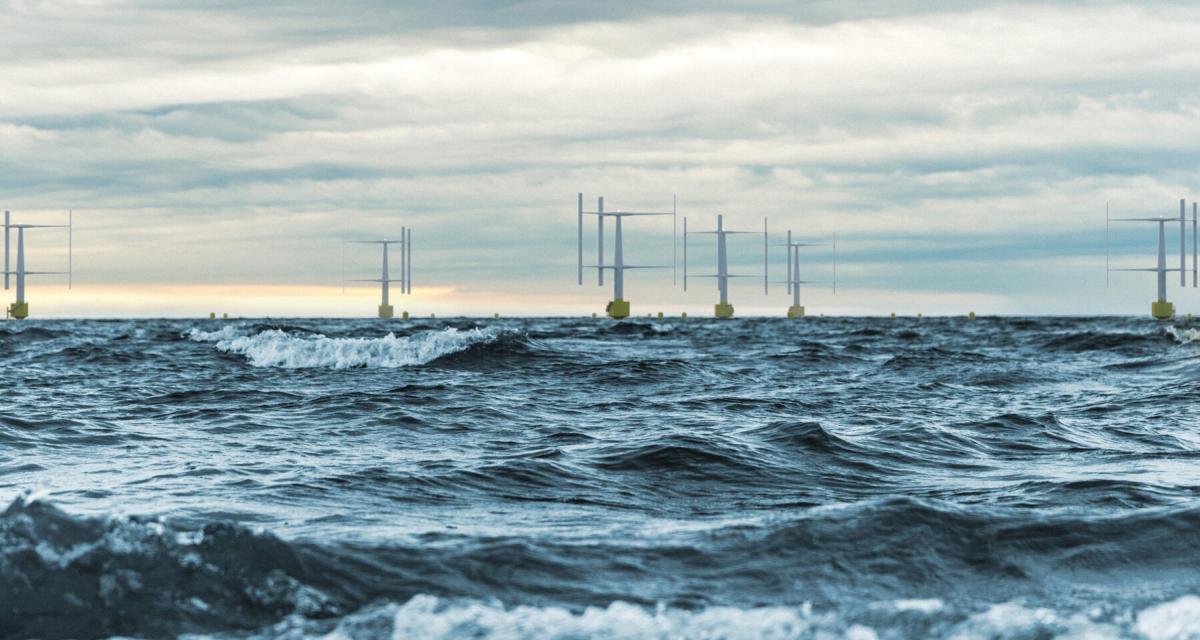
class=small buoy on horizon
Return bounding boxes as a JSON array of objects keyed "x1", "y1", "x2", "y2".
[
  {"x1": 657, "y1": 311, "x2": 664, "y2": 319},
  {"x1": 918, "y1": 313, "x2": 923, "y2": 319},
  {"x1": 968, "y1": 311, "x2": 976, "y2": 320},
  {"x1": 431, "y1": 313, "x2": 436, "y2": 319},
  {"x1": 592, "y1": 312, "x2": 597, "y2": 318},
  {"x1": 222, "y1": 313, "x2": 228, "y2": 320},
  {"x1": 681, "y1": 312, "x2": 688, "y2": 319},
  {"x1": 402, "y1": 311, "x2": 410, "y2": 320},
  {"x1": 890, "y1": 312, "x2": 896, "y2": 319},
  {"x1": 494, "y1": 313, "x2": 499, "y2": 319},
  {"x1": 209, "y1": 312, "x2": 215, "y2": 320}
]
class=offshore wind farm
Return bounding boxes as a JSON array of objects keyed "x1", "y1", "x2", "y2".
[{"x1": 4, "y1": 3, "x2": 1200, "y2": 640}]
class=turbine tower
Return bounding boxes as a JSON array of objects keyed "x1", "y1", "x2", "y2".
[
  {"x1": 345, "y1": 228, "x2": 411, "y2": 319},
  {"x1": 778, "y1": 230, "x2": 837, "y2": 319},
  {"x1": 3, "y1": 210, "x2": 72, "y2": 320},
  {"x1": 577, "y1": 193, "x2": 675, "y2": 319},
  {"x1": 683, "y1": 214, "x2": 768, "y2": 319},
  {"x1": 1107, "y1": 199, "x2": 1195, "y2": 320}
]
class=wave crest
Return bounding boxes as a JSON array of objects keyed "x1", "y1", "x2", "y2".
[
  {"x1": 0, "y1": 497, "x2": 343, "y2": 638},
  {"x1": 186, "y1": 325, "x2": 516, "y2": 369}
]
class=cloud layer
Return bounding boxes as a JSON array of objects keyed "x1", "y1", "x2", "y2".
[{"x1": 1, "y1": 1, "x2": 1198, "y2": 316}]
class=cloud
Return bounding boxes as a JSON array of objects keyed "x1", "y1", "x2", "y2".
[{"x1": 1, "y1": 1, "x2": 1198, "y2": 315}]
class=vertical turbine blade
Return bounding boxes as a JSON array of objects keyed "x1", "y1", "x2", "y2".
[
  {"x1": 763, "y1": 217, "x2": 768, "y2": 295},
  {"x1": 786, "y1": 229, "x2": 792, "y2": 295},
  {"x1": 683, "y1": 216, "x2": 688, "y2": 292},
  {"x1": 1105, "y1": 203, "x2": 1110, "y2": 288},
  {"x1": 577, "y1": 193, "x2": 583, "y2": 286},
  {"x1": 3, "y1": 210, "x2": 9, "y2": 291},
  {"x1": 673, "y1": 194, "x2": 677, "y2": 286},
  {"x1": 832, "y1": 232, "x2": 837, "y2": 296},
  {"x1": 1193, "y1": 202, "x2": 1197, "y2": 288},
  {"x1": 68, "y1": 209, "x2": 72, "y2": 289},
  {"x1": 597, "y1": 197, "x2": 604, "y2": 287},
  {"x1": 1182, "y1": 198, "x2": 1187, "y2": 287}
]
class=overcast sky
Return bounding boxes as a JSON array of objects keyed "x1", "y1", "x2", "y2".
[{"x1": 2, "y1": 0, "x2": 1199, "y2": 317}]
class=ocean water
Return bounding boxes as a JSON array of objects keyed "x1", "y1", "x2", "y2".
[{"x1": 3, "y1": 316, "x2": 1200, "y2": 639}]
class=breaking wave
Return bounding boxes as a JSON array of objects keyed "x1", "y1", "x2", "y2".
[
  {"x1": 9, "y1": 494, "x2": 1200, "y2": 638},
  {"x1": 186, "y1": 325, "x2": 516, "y2": 368},
  {"x1": 253, "y1": 594, "x2": 1200, "y2": 639},
  {"x1": 1166, "y1": 326, "x2": 1200, "y2": 345}
]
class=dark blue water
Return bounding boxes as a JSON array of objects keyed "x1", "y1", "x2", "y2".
[{"x1": 3, "y1": 316, "x2": 1200, "y2": 638}]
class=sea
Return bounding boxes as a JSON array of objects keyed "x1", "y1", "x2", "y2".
[{"x1": 2, "y1": 316, "x2": 1200, "y2": 639}]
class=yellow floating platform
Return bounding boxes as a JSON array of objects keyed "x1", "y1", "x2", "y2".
[
  {"x1": 606, "y1": 299, "x2": 630, "y2": 320},
  {"x1": 1152, "y1": 300, "x2": 1174, "y2": 320},
  {"x1": 715, "y1": 303, "x2": 734, "y2": 319}
]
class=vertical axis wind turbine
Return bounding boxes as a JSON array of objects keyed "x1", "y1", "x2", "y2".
[
  {"x1": 1106, "y1": 199, "x2": 1194, "y2": 320},
  {"x1": 778, "y1": 229, "x2": 837, "y2": 319},
  {"x1": 577, "y1": 193, "x2": 676, "y2": 319},
  {"x1": 4, "y1": 210, "x2": 73, "y2": 320},
  {"x1": 344, "y1": 228, "x2": 412, "y2": 319},
  {"x1": 683, "y1": 214, "x2": 768, "y2": 319}
]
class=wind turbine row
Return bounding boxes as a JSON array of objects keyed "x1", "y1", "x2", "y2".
[
  {"x1": 577, "y1": 193, "x2": 836, "y2": 319},
  {"x1": 4, "y1": 196, "x2": 1195, "y2": 321}
]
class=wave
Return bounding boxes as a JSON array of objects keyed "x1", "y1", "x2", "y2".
[
  {"x1": 591, "y1": 434, "x2": 764, "y2": 475},
  {"x1": 881, "y1": 348, "x2": 991, "y2": 372},
  {"x1": 0, "y1": 326, "x2": 68, "y2": 341},
  {"x1": 0, "y1": 496, "x2": 353, "y2": 639},
  {"x1": 1040, "y1": 330, "x2": 1166, "y2": 353},
  {"x1": 185, "y1": 325, "x2": 519, "y2": 369},
  {"x1": 301, "y1": 596, "x2": 819, "y2": 639},
  {"x1": 1166, "y1": 326, "x2": 1200, "y2": 345},
  {"x1": 9, "y1": 496, "x2": 1200, "y2": 637},
  {"x1": 267, "y1": 593, "x2": 1200, "y2": 639}
]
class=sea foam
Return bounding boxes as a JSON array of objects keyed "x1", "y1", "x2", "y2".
[
  {"x1": 187, "y1": 325, "x2": 508, "y2": 369},
  {"x1": 325, "y1": 596, "x2": 816, "y2": 640},
  {"x1": 1166, "y1": 326, "x2": 1200, "y2": 345}
]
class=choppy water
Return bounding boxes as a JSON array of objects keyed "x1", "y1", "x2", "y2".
[{"x1": 3, "y1": 316, "x2": 1200, "y2": 639}]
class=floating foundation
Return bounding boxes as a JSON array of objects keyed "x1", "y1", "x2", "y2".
[
  {"x1": 1152, "y1": 300, "x2": 1175, "y2": 320},
  {"x1": 714, "y1": 302, "x2": 734, "y2": 319},
  {"x1": 379, "y1": 304, "x2": 394, "y2": 319},
  {"x1": 607, "y1": 299, "x2": 630, "y2": 319},
  {"x1": 787, "y1": 304, "x2": 804, "y2": 319},
  {"x1": 8, "y1": 301, "x2": 28, "y2": 320}
]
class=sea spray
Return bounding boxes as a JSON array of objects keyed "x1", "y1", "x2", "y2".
[{"x1": 187, "y1": 325, "x2": 511, "y2": 368}]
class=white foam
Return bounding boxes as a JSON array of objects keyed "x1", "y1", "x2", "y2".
[
  {"x1": 186, "y1": 324, "x2": 244, "y2": 343},
  {"x1": 894, "y1": 598, "x2": 944, "y2": 613},
  {"x1": 262, "y1": 595, "x2": 1200, "y2": 639},
  {"x1": 1136, "y1": 595, "x2": 1200, "y2": 640},
  {"x1": 1165, "y1": 326, "x2": 1200, "y2": 345},
  {"x1": 323, "y1": 596, "x2": 816, "y2": 640},
  {"x1": 188, "y1": 326, "x2": 509, "y2": 369},
  {"x1": 945, "y1": 601, "x2": 1121, "y2": 640}
]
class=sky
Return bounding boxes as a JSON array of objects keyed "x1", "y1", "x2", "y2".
[{"x1": 2, "y1": 0, "x2": 1199, "y2": 318}]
